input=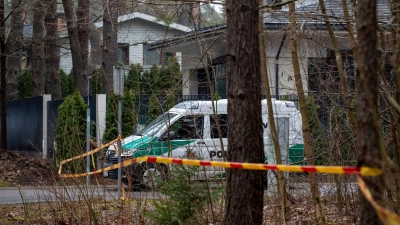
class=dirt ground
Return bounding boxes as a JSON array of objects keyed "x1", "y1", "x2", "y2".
[
  {"x1": 0, "y1": 150, "x2": 361, "y2": 224},
  {"x1": 0, "y1": 150, "x2": 117, "y2": 187}
]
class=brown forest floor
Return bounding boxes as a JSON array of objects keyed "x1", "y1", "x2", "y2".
[
  {"x1": 0, "y1": 150, "x2": 360, "y2": 224},
  {"x1": 0, "y1": 150, "x2": 117, "y2": 187}
]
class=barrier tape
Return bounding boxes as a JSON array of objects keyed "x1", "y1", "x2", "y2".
[
  {"x1": 59, "y1": 152, "x2": 398, "y2": 224},
  {"x1": 57, "y1": 137, "x2": 121, "y2": 176},
  {"x1": 58, "y1": 155, "x2": 382, "y2": 178},
  {"x1": 357, "y1": 177, "x2": 400, "y2": 225}
]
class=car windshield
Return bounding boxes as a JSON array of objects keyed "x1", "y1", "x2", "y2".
[{"x1": 136, "y1": 113, "x2": 180, "y2": 137}]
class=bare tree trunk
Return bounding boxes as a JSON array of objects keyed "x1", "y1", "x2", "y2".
[
  {"x1": 355, "y1": 0, "x2": 384, "y2": 224},
  {"x1": 0, "y1": 0, "x2": 7, "y2": 150},
  {"x1": 390, "y1": 0, "x2": 400, "y2": 168},
  {"x1": 77, "y1": 0, "x2": 90, "y2": 78},
  {"x1": 85, "y1": 21, "x2": 101, "y2": 76},
  {"x1": 45, "y1": 0, "x2": 61, "y2": 100},
  {"x1": 259, "y1": 14, "x2": 287, "y2": 223},
  {"x1": 223, "y1": 1, "x2": 264, "y2": 224},
  {"x1": 32, "y1": 0, "x2": 46, "y2": 96},
  {"x1": 7, "y1": 0, "x2": 24, "y2": 100},
  {"x1": 288, "y1": 2, "x2": 325, "y2": 224},
  {"x1": 62, "y1": 0, "x2": 86, "y2": 95},
  {"x1": 102, "y1": 0, "x2": 118, "y2": 94}
]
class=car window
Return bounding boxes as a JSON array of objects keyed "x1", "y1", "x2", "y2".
[
  {"x1": 170, "y1": 115, "x2": 204, "y2": 139},
  {"x1": 210, "y1": 114, "x2": 228, "y2": 138}
]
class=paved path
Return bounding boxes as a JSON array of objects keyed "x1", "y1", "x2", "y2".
[
  {"x1": 0, "y1": 182, "x2": 358, "y2": 205},
  {"x1": 0, "y1": 185, "x2": 164, "y2": 205}
]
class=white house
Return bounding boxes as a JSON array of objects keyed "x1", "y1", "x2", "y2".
[
  {"x1": 149, "y1": 0, "x2": 392, "y2": 99},
  {"x1": 59, "y1": 12, "x2": 191, "y2": 73}
]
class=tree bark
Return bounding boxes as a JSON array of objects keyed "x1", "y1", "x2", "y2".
[
  {"x1": 223, "y1": 1, "x2": 264, "y2": 225},
  {"x1": 62, "y1": 0, "x2": 86, "y2": 95},
  {"x1": 355, "y1": 0, "x2": 384, "y2": 224},
  {"x1": 85, "y1": 21, "x2": 101, "y2": 77},
  {"x1": 77, "y1": 0, "x2": 90, "y2": 78},
  {"x1": 45, "y1": 0, "x2": 61, "y2": 100},
  {"x1": 102, "y1": 0, "x2": 118, "y2": 94},
  {"x1": 288, "y1": 1, "x2": 325, "y2": 223},
  {"x1": 0, "y1": 0, "x2": 7, "y2": 150},
  {"x1": 390, "y1": 0, "x2": 400, "y2": 169},
  {"x1": 32, "y1": 0, "x2": 46, "y2": 96},
  {"x1": 6, "y1": 0, "x2": 24, "y2": 100}
]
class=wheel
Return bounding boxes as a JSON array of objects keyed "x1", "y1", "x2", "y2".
[{"x1": 137, "y1": 162, "x2": 169, "y2": 190}]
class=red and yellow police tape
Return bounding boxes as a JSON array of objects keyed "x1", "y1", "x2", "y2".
[
  {"x1": 57, "y1": 137, "x2": 121, "y2": 176},
  {"x1": 58, "y1": 152, "x2": 400, "y2": 225},
  {"x1": 58, "y1": 155, "x2": 382, "y2": 178},
  {"x1": 357, "y1": 176, "x2": 400, "y2": 225}
]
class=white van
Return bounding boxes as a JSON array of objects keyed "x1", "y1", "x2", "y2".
[{"x1": 103, "y1": 99, "x2": 304, "y2": 188}]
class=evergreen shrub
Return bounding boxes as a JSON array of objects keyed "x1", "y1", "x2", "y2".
[{"x1": 55, "y1": 91, "x2": 87, "y2": 173}]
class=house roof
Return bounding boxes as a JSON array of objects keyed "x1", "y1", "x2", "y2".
[
  {"x1": 149, "y1": 0, "x2": 391, "y2": 49},
  {"x1": 94, "y1": 12, "x2": 191, "y2": 32},
  {"x1": 263, "y1": 0, "x2": 391, "y2": 29},
  {"x1": 59, "y1": 12, "x2": 191, "y2": 38}
]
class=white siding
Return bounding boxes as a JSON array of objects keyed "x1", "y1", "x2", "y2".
[
  {"x1": 129, "y1": 44, "x2": 143, "y2": 64},
  {"x1": 59, "y1": 38, "x2": 72, "y2": 73},
  {"x1": 60, "y1": 17, "x2": 186, "y2": 71}
]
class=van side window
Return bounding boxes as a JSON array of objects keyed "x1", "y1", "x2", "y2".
[
  {"x1": 210, "y1": 114, "x2": 228, "y2": 138},
  {"x1": 170, "y1": 115, "x2": 204, "y2": 139}
]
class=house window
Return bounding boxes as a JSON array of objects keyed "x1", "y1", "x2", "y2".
[
  {"x1": 197, "y1": 62, "x2": 227, "y2": 96},
  {"x1": 117, "y1": 43, "x2": 129, "y2": 65},
  {"x1": 211, "y1": 63, "x2": 226, "y2": 96},
  {"x1": 264, "y1": 0, "x2": 282, "y2": 9},
  {"x1": 143, "y1": 44, "x2": 174, "y2": 66},
  {"x1": 308, "y1": 49, "x2": 356, "y2": 126}
]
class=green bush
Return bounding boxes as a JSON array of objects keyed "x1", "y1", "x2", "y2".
[
  {"x1": 18, "y1": 69, "x2": 32, "y2": 99},
  {"x1": 61, "y1": 69, "x2": 74, "y2": 98},
  {"x1": 145, "y1": 165, "x2": 222, "y2": 225},
  {"x1": 148, "y1": 94, "x2": 160, "y2": 124},
  {"x1": 122, "y1": 90, "x2": 137, "y2": 136},
  {"x1": 103, "y1": 91, "x2": 137, "y2": 142},
  {"x1": 125, "y1": 64, "x2": 142, "y2": 95},
  {"x1": 55, "y1": 91, "x2": 87, "y2": 173},
  {"x1": 91, "y1": 68, "x2": 103, "y2": 94},
  {"x1": 103, "y1": 92, "x2": 118, "y2": 143}
]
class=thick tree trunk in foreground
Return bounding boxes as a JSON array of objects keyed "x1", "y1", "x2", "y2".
[
  {"x1": 0, "y1": 0, "x2": 7, "y2": 150},
  {"x1": 288, "y1": 1, "x2": 325, "y2": 223},
  {"x1": 45, "y1": 0, "x2": 61, "y2": 100},
  {"x1": 7, "y1": 0, "x2": 24, "y2": 100},
  {"x1": 102, "y1": 0, "x2": 118, "y2": 94},
  {"x1": 32, "y1": 0, "x2": 46, "y2": 96},
  {"x1": 355, "y1": 0, "x2": 384, "y2": 224},
  {"x1": 222, "y1": 1, "x2": 264, "y2": 224}
]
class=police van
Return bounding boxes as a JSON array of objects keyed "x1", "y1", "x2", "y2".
[{"x1": 103, "y1": 99, "x2": 304, "y2": 188}]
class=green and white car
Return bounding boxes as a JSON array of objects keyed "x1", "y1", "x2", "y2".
[{"x1": 103, "y1": 99, "x2": 304, "y2": 189}]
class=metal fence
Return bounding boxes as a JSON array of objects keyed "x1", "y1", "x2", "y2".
[{"x1": 6, "y1": 96, "x2": 47, "y2": 155}]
